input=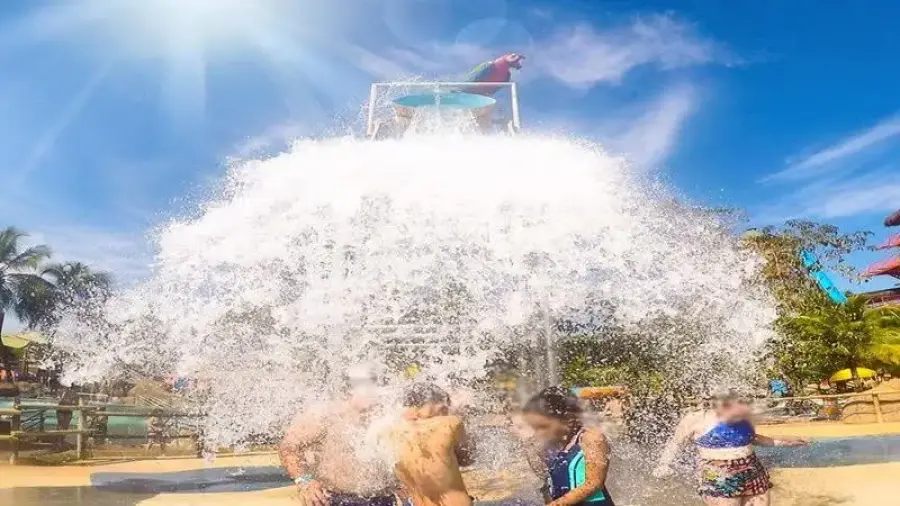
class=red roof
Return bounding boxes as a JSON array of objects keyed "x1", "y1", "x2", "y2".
[
  {"x1": 877, "y1": 233, "x2": 900, "y2": 250},
  {"x1": 887, "y1": 208, "x2": 900, "y2": 227},
  {"x1": 863, "y1": 287, "x2": 900, "y2": 307},
  {"x1": 863, "y1": 255, "x2": 900, "y2": 279}
]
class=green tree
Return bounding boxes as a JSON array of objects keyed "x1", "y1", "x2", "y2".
[
  {"x1": 742, "y1": 220, "x2": 874, "y2": 388},
  {"x1": 785, "y1": 295, "x2": 900, "y2": 383},
  {"x1": 43, "y1": 262, "x2": 112, "y2": 301},
  {"x1": 0, "y1": 227, "x2": 52, "y2": 363},
  {"x1": 38, "y1": 261, "x2": 112, "y2": 324},
  {"x1": 742, "y1": 220, "x2": 872, "y2": 313}
]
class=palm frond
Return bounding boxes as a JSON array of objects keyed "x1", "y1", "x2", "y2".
[
  {"x1": 5, "y1": 245, "x2": 52, "y2": 270},
  {"x1": 0, "y1": 227, "x2": 29, "y2": 263}
]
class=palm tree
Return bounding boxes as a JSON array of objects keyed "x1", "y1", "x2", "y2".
[
  {"x1": 42, "y1": 261, "x2": 112, "y2": 304},
  {"x1": 863, "y1": 304, "x2": 900, "y2": 370},
  {"x1": 0, "y1": 227, "x2": 52, "y2": 363},
  {"x1": 22, "y1": 261, "x2": 113, "y2": 330},
  {"x1": 786, "y1": 295, "x2": 900, "y2": 383}
]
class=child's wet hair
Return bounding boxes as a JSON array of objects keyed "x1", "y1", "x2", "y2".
[
  {"x1": 403, "y1": 382, "x2": 451, "y2": 407},
  {"x1": 522, "y1": 386, "x2": 582, "y2": 420},
  {"x1": 708, "y1": 388, "x2": 750, "y2": 404}
]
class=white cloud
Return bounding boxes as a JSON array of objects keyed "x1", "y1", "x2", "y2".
[
  {"x1": 755, "y1": 170, "x2": 900, "y2": 223},
  {"x1": 340, "y1": 43, "x2": 417, "y2": 80},
  {"x1": 367, "y1": 14, "x2": 730, "y2": 88},
  {"x1": 604, "y1": 84, "x2": 696, "y2": 169},
  {"x1": 763, "y1": 114, "x2": 900, "y2": 183},
  {"x1": 29, "y1": 226, "x2": 153, "y2": 286},
  {"x1": 533, "y1": 15, "x2": 731, "y2": 88}
]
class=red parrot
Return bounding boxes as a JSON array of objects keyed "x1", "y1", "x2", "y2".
[{"x1": 463, "y1": 53, "x2": 525, "y2": 96}]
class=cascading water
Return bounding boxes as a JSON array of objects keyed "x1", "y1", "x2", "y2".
[{"x1": 50, "y1": 132, "x2": 777, "y2": 463}]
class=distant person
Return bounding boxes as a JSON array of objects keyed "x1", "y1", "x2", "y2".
[
  {"x1": 768, "y1": 377, "x2": 788, "y2": 399},
  {"x1": 91, "y1": 409, "x2": 110, "y2": 446},
  {"x1": 279, "y1": 366, "x2": 399, "y2": 506},
  {"x1": 519, "y1": 387, "x2": 616, "y2": 506},
  {"x1": 55, "y1": 385, "x2": 79, "y2": 449},
  {"x1": 654, "y1": 390, "x2": 808, "y2": 505},
  {"x1": 56, "y1": 386, "x2": 79, "y2": 430},
  {"x1": 385, "y1": 383, "x2": 474, "y2": 506}
]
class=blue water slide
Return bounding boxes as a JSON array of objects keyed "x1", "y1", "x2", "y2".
[{"x1": 800, "y1": 250, "x2": 848, "y2": 304}]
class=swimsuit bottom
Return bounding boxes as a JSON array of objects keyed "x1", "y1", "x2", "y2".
[
  {"x1": 698, "y1": 454, "x2": 771, "y2": 498},
  {"x1": 330, "y1": 492, "x2": 397, "y2": 506}
]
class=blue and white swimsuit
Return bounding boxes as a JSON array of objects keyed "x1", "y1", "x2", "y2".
[
  {"x1": 544, "y1": 429, "x2": 615, "y2": 506},
  {"x1": 694, "y1": 419, "x2": 771, "y2": 498}
]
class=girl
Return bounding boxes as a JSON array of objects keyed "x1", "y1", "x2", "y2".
[
  {"x1": 520, "y1": 387, "x2": 616, "y2": 506},
  {"x1": 654, "y1": 391, "x2": 807, "y2": 506}
]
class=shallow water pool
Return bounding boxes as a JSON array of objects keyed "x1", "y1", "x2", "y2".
[{"x1": 758, "y1": 434, "x2": 900, "y2": 468}]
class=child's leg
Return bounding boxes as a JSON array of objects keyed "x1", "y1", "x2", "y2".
[{"x1": 742, "y1": 492, "x2": 770, "y2": 506}]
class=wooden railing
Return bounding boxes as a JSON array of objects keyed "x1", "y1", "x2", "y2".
[
  {"x1": 685, "y1": 390, "x2": 897, "y2": 424},
  {"x1": 766, "y1": 391, "x2": 894, "y2": 424},
  {"x1": 0, "y1": 397, "x2": 199, "y2": 464}
]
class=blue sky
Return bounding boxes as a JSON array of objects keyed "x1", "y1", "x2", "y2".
[{"x1": 1, "y1": 0, "x2": 898, "y2": 297}]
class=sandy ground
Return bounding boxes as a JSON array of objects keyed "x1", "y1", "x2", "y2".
[{"x1": 1, "y1": 422, "x2": 898, "y2": 506}]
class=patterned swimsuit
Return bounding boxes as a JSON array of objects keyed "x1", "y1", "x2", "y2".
[
  {"x1": 695, "y1": 420, "x2": 771, "y2": 498},
  {"x1": 545, "y1": 429, "x2": 616, "y2": 506}
]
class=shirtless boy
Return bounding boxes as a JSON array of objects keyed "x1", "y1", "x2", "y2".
[
  {"x1": 280, "y1": 367, "x2": 398, "y2": 506},
  {"x1": 388, "y1": 383, "x2": 475, "y2": 506}
]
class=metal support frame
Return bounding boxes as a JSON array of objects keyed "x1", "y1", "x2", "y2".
[{"x1": 366, "y1": 81, "x2": 521, "y2": 137}]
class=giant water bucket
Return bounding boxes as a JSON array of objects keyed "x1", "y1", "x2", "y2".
[{"x1": 392, "y1": 92, "x2": 496, "y2": 129}]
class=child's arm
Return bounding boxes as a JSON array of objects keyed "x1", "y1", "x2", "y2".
[
  {"x1": 753, "y1": 433, "x2": 808, "y2": 447},
  {"x1": 547, "y1": 429, "x2": 610, "y2": 506},
  {"x1": 653, "y1": 412, "x2": 699, "y2": 477}
]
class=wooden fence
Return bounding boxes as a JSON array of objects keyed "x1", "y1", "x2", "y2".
[
  {"x1": 1, "y1": 397, "x2": 199, "y2": 464},
  {"x1": 684, "y1": 390, "x2": 898, "y2": 424}
]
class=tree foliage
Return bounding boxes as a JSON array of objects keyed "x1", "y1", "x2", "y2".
[
  {"x1": 0, "y1": 226, "x2": 112, "y2": 367},
  {"x1": 784, "y1": 295, "x2": 900, "y2": 375},
  {"x1": 742, "y1": 220, "x2": 900, "y2": 386},
  {"x1": 0, "y1": 227, "x2": 53, "y2": 364}
]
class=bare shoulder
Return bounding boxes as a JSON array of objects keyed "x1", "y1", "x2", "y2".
[
  {"x1": 423, "y1": 415, "x2": 463, "y2": 431},
  {"x1": 678, "y1": 410, "x2": 709, "y2": 435},
  {"x1": 580, "y1": 427, "x2": 608, "y2": 444}
]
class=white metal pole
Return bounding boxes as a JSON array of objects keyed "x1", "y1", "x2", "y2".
[
  {"x1": 510, "y1": 83, "x2": 521, "y2": 131},
  {"x1": 366, "y1": 84, "x2": 379, "y2": 137}
]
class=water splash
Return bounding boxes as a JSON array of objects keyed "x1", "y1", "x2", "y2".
[{"x1": 51, "y1": 132, "x2": 776, "y2": 448}]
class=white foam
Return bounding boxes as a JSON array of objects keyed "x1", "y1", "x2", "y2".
[{"x1": 50, "y1": 132, "x2": 776, "y2": 447}]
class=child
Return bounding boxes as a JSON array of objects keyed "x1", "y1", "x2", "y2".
[
  {"x1": 520, "y1": 387, "x2": 615, "y2": 506},
  {"x1": 654, "y1": 390, "x2": 807, "y2": 505},
  {"x1": 387, "y1": 383, "x2": 475, "y2": 506}
]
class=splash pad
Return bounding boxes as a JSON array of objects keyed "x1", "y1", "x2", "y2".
[{"x1": 41, "y1": 82, "x2": 782, "y2": 506}]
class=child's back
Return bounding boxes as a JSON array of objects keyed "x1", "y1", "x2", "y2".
[{"x1": 388, "y1": 383, "x2": 474, "y2": 506}]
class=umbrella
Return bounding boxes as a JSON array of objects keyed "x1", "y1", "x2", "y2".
[
  {"x1": 862, "y1": 256, "x2": 900, "y2": 279},
  {"x1": 571, "y1": 386, "x2": 627, "y2": 399},
  {"x1": 0, "y1": 332, "x2": 46, "y2": 350},
  {"x1": 886, "y1": 208, "x2": 900, "y2": 227},
  {"x1": 829, "y1": 368, "x2": 878, "y2": 382}
]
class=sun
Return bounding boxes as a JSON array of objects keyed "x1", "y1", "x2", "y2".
[
  {"x1": 6, "y1": 0, "x2": 344, "y2": 128},
  {"x1": 88, "y1": 0, "x2": 303, "y2": 59}
]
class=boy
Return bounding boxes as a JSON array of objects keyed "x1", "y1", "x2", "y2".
[{"x1": 388, "y1": 383, "x2": 475, "y2": 506}]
